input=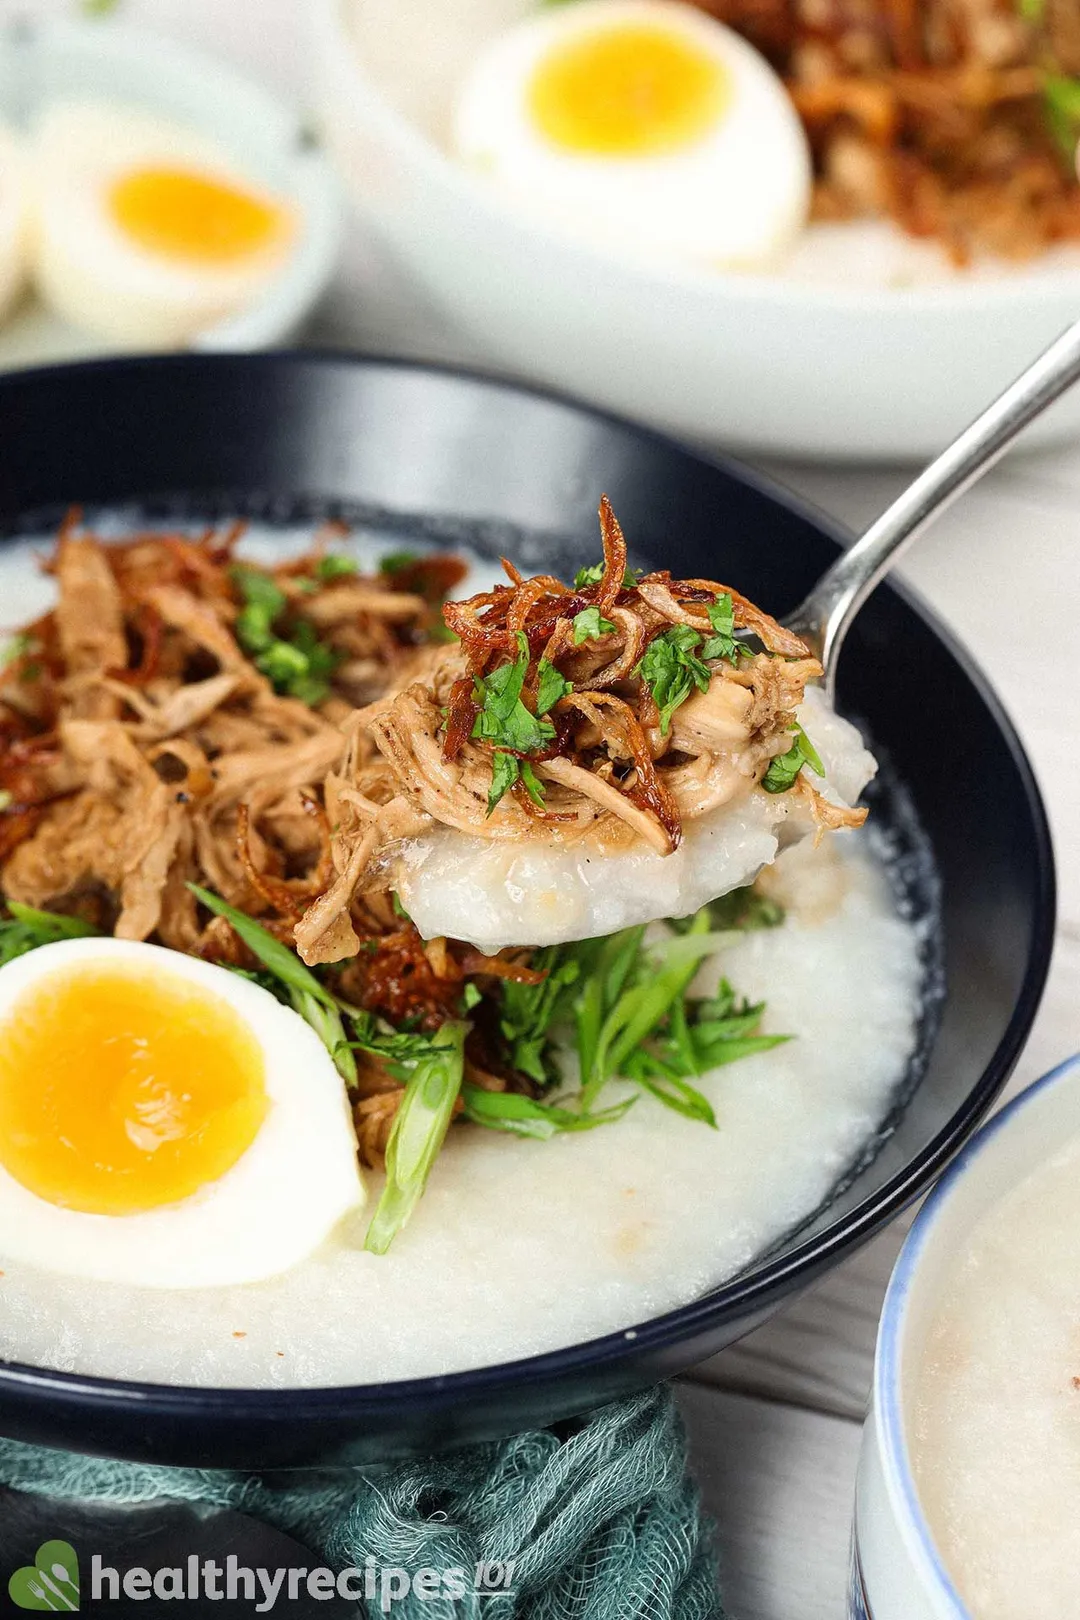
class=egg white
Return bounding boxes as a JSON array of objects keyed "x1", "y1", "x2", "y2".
[
  {"x1": 31, "y1": 100, "x2": 293, "y2": 347},
  {"x1": 0, "y1": 121, "x2": 30, "y2": 324},
  {"x1": 0, "y1": 938, "x2": 364, "y2": 1289},
  {"x1": 452, "y1": 0, "x2": 811, "y2": 272}
]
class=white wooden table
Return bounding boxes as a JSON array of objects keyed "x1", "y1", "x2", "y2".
[{"x1": 11, "y1": 3, "x2": 1079, "y2": 1611}]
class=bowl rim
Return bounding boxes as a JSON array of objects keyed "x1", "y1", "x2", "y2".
[
  {"x1": 873, "y1": 1052, "x2": 1080, "y2": 1620},
  {"x1": 311, "y1": 0, "x2": 1080, "y2": 317},
  {"x1": 0, "y1": 347, "x2": 1057, "y2": 1427}
]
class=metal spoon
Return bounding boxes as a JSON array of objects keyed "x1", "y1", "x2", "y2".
[{"x1": 785, "y1": 319, "x2": 1080, "y2": 697}]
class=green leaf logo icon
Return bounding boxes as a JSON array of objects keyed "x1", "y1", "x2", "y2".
[{"x1": 8, "y1": 1540, "x2": 80, "y2": 1611}]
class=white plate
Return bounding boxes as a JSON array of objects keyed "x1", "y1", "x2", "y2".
[
  {"x1": 0, "y1": 15, "x2": 343, "y2": 369},
  {"x1": 312, "y1": 0, "x2": 1080, "y2": 462}
]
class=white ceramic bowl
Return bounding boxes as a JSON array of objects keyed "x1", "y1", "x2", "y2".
[
  {"x1": 852, "y1": 1054, "x2": 1080, "y2": 1620},
  {"x1": 312, "y1": 0, "x2": 1080, "y2": 462},
  {"x1": 0, "y1": 16, "x2": 342, "y2": 370}
]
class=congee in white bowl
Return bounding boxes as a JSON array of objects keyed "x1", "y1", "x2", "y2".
[{"x1": 313, "y1": 0, "x2": 1080, "y2": 458}]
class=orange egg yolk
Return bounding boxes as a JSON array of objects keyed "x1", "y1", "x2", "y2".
[
  {"x1": 0, "y1": 965, "x2": 267, "y2": 1216},
  {"x1": 528, "y1": 23, "x2": 728, "y2": 157},
  {"x1": 108, "y1": 167, "x2": 287, "y2": 266}
]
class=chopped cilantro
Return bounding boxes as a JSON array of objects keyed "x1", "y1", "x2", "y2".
[
  {"x1": 1, "y1": 631, "x2": 40, "y2": 673},
  {"x1": 498, "y1": 945, "x2": 581, "y2": 1086},
  {"x1": 535, "y1": 656, "x2": 572, "y2": 715},
  {"x1": 520, "y1": 759, "x2": 547, "y2": 807},
  {"x1": 0, "y1": 630, "x2": 42, "y2": 684},
  {"x1": 572, "y1": 606, "x2": 617, "y2": 644},
  {"x1": 471, "y1": 636, "x2": 570, "y2": 812},
  {"x1": 472, "y1": 631, "x2": 557, "y2": 762},
  {"x1": 636, "y1": 624, "x2": 712, "y2": 734},
  {"x1": 485, "y1": 751, "x2": 547, "y2": 815},
  {"x1": 573, "y1": 562, "x2": 642, "y2": 590},
  {"x1": 761, "y1": 723, "x2": 825, "y2": 794},
  {"x1": 348, "y1": 1010, "x2": 444, "y2": 1080},
  {"x1": 316, "y1": 554, "x2": 357, "y2": 581},
  {"x1": 379, "y1": 549, "x2": 421, "y2": 574},
  {"x1": 487, "y1": 750, "x2": 523, "y2": 815},
  {"x1": 255, "y1": 640, "x2": 308, "y2": 686},
  {"x1": 232, "y1": 566, "x2": 286, "y2": 652},
  {"x1": 232, "y1": 564, "x2": 338, "y2": 706},
  {"x1": 701, "y1": 593, "x2": 743, "y2": 664},
  {"x1": 574, "y1": 562, "x2": 604, "y2": 589},
  {"x1": 1044, "y1": 74, "x2": 1080, "y2": 159}
]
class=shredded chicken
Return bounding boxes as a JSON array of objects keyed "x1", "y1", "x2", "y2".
[
  {"x1": 0, "y1": 518, "x2": 464, "y2": 949},
  {"x1": 695, "y1": 0, "x2": 1080, "y2": 263},
  {"x1": 0, "y1": 510, "x2": 868, "y2": 1168},
  {"x1": 291, "y1": 499, "x2": 868, "y2": 964},
  {"x1": 0, "y1": 517, "x2": 546, "y2": 1167}
]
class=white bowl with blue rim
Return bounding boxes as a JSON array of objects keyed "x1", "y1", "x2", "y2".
[
  {"x1": 851, "y1": 1053, "x2": 1080, "y2": 1619},
  {"x1": 0, "y1": 15, "x2": 343, "y2": 371}
]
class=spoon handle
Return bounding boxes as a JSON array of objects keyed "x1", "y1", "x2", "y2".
[{"x1": 788, "y1": 317, "x2": 1080, "y2": 695}]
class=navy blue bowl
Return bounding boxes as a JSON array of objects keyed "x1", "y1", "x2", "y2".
[{"x1": 0, "y1": 354, "x2": 1054, "y2": 1467}]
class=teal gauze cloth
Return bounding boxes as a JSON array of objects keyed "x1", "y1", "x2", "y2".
[{"x1": 0, "y1": 1385, "x2": 724, "y2": 1618}]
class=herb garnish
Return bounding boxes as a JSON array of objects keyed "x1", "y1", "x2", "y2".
[
  {"x1": 187, "y1": 888, "x2": 473, "y2": 1256},
  {"x1": 187, "y1": 885, "x2": 356, "y2": 1086},
  {"x1": 676, "y1": 886, "x2": 785, "y2": 935},
  {"x1": 379, "y1": 550, "x2": 422, "y2": 574},
  {"x1": 499, "y1": 945, "x2": 582, "y2": 1084},
  {"x1": 1, "y1": 632, "x2": 42, "y2": 683},
  {"x1": 636, "y1": 595, "x2": 747, "y2": 734},
  {"x1": 487, "y1": 751, "x2": 523, "y2": 816},
  {"x1": 1044, "y1": 73, "x2": 1080, "y2": 159},
  {"x1": 364, "y1": 1021, "x2": 468, "y2": 1255},
  {"x1": 232, "y1": 566, "x2": 339, "y2": 707},
  {"x1": 472, "y1": 632, "x2": 571, "y2": 813},
  {"x1": 535, "y1": 657, "x2": 573, "y2": 714},
  {"x1": 348, "y1": 1011, "x2": 444, "y2": 1077},
  {"x1": 636, "y1": 624, "x2": 712, "y2": 735},
  {"x1": 701, "y1": 593, "x2": 742, "y2": 662},
  {"x1": 461, "y1": 1086, "x2": 632, "y2": 1140},
  {"x1": 316, "y1": 554, "x2": 358, "y2": 582},
  {"x1": 0, "y1": 876, "x2": 789, "y2": 1253},
  {"x1": 0, "y1": 902, "x2": 100, "y2": 966},
  {"x1": 573, "y1": 606, "x2": 617, "y2": 644},
  {"x1": 761, "y1": 723, "x2": 825, "y2": 795},
  {"x1": 488, "y1": 900, "x2": 789, "y2": 1133},
  {"x1": 573, "y1": 562, "x2": 642, "y2": 589}
]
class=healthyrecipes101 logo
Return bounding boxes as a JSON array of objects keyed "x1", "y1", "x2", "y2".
[
  {"x1": 9, "y1": 1540, "x2": 81, "y2": 1611},
  {"x1": 7, "y1": 1538, "x2": 516, "y2": 1612}
]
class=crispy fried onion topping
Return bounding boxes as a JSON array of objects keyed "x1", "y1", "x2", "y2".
[{"x1": 291, "y1": 499, "x2": 867, "y2": 961}]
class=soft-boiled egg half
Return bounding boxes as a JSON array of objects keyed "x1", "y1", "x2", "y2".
[
  {"x1": 0, "y1": 938, "x2": 363, "y2": 1288},
  {"x1": 32, "y1": 101, "x2": 296, "y2": 346},
  {"x1": 452, "y1": 0, "x2": 811, "y2": 271},
  {"x1": 0, "y1": 121, "x2": 30, "y2": 323}
]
